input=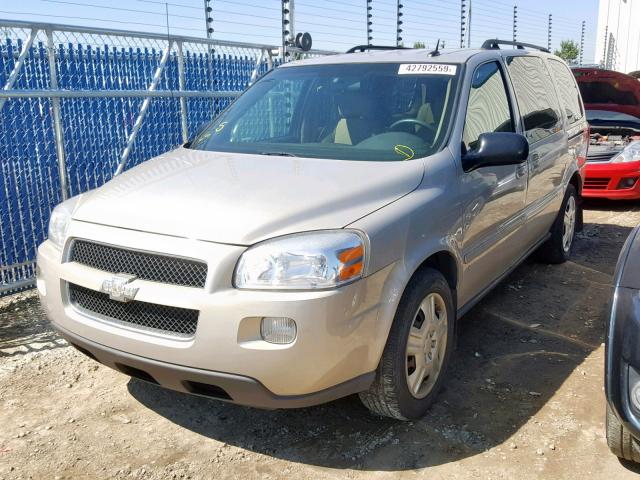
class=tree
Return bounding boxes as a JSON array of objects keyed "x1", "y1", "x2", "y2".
[
  {"x1": 413, "y1": 41, "x2": 426, "y2": 49},
  {"x1": 554, "y1": 40, "x2": 580, "y2": 64}
]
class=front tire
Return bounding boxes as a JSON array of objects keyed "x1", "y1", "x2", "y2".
[
  {"x1": 537, "y1": 184, "x2": 577, "y2": 264},
  {"x1": 359, "y1": 268, "x2": 455, "y2": 420},
  {"x1": 606, "y1": 403, "x2": 640, "y2": 463}
]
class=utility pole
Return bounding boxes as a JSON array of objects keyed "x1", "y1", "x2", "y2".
[{"x1": 547, "y1": 14, "x2": 552, "y2": 51}]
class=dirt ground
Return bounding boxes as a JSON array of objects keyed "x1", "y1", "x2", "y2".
[{"x1": 1, "y1": 200, "x2": 640, "y2": 480}]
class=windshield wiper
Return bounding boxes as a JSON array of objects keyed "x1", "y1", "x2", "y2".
[{"x1": 258, "y1": 151, "x2": 298, "y2": 157}]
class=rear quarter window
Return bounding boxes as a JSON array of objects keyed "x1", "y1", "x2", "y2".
[
  {"x1": 548, "y1": 59, "x2": 584, "y2": 125},
  {"x1": 506, "y1": 56, "x2": 562, "y2": 143}
]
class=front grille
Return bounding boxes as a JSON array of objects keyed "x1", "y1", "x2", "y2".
[
  {"x1": 68, "y1": 283, "x2": 199, "y2": 338},
  {"x1": 70, "y1": 240, "x2": 207, "y2": 288},
  {"x1": 584, "y1": 177, "x2": 611, "y2": 189},
  {"x1": 586, "y1": 152, "x2": 617, "y2": 163}
]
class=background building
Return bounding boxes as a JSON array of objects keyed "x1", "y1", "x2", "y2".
[{"x1": 596, "y1": 0, "x2": 640, "y2": 73}]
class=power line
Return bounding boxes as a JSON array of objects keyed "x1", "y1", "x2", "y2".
[{"x1": 41, "y1": 0, "x2": 202, "y2": 21}]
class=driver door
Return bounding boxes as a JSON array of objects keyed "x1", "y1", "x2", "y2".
[{"x1": 458, "y1": 60, "x2": 529, "y2": 305}]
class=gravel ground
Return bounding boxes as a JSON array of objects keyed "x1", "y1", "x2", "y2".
[{"x1": 1, "y1": 200, "x2": 640, "y2": 480}]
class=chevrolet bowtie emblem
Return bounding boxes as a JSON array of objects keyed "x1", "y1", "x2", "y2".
[{"x1": 101, "y1": 273, "x2": 139, "y2": 303}]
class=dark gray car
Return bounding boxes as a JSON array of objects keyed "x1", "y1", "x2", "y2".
[{"x1": 606, "y1": 225, "x2": 640, "y2": 461}]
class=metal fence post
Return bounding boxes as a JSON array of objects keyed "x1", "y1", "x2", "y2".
[
  {"x1": 249, "y1": 48, "x2": 266, "y2": 85},
  {"x1": 115, "y1": 40, "x2": 173, "y2": 176},
  {"x1": 282, "y1": 0, "x2": 292, "y2": 61},
  {"x1": 203, "y1": 0, "x2": 213, "y2": 39},
  {"x1": 460, "y1": 0, "x2": 466, "y2": 48},
  {"x1": 580, "y1": 20, "x2": 585, "y2": 65},
  {"x1": 176, "y1": 40, "x2": 189, "y2": 144},
  {"x1": 396, "y1": 0, "x2": 403, "y2": 47},
  {"x1": 547, "y1": 14, "x2": 552, "y2": 51},
  {"x1": 45, "y1": 29, "x2": 68, "y2": 201},
  {"x1": 602, "y1": 25, "x2": 608, "y2": 67},
  {"x1": 0, "y1": 28, "x2": 37, "y2": 112},
  {"x1": 513, "y1": 5, "x2": 517, "y2": 44},
  {"x1": 467, "y1": 0, "x2": 472, "y2": 47}
]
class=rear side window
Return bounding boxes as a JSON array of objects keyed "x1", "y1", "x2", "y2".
[
  {"x1": 506, "y1": 56, "x2": 562, "y2": 143},
  {"x1": 548, "y1": 59, "x2": 584, "y2": 125},
  {"x1": 463, "y1": 61, "x2": 514, "y2": 150}
]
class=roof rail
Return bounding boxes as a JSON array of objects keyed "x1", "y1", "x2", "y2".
[
  {"x1": 346, "y1": 45, "x2": 408, "y2": 53},
  {"x1": 481, "y1": 39, "x2": 550, "y2": 53}
]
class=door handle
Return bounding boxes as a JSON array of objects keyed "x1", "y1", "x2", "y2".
[{"x1": 516, "y1": 163, "x2": 527, "y2": 178}]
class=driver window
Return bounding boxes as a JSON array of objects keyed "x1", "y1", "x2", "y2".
[{"x1": 463, "y1": 62, "x2": 514, "y2": 151}]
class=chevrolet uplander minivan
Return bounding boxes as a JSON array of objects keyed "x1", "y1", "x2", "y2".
[{"x1": 38, "y1": 41, "x2": 588, "y2": 420}]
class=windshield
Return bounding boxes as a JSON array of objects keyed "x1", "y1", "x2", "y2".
[{"x1": 189, "y1": 62, "x2": 460, "y2": 161}]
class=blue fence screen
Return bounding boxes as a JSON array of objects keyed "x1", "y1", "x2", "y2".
[{"x1": 1, "y1": 30, "x2": 275, "y2": 293}]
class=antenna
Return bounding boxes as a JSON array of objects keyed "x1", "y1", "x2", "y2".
[{"x1": 428, "y1": 39, "x2": 441, "y2": 57}]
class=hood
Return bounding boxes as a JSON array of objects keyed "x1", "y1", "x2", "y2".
[
  {"x1": 72, "y1": 147, "x2": 424, "y2": 245},
  {"x1": 574, "y1": 68, "x2": 640, "y2": 119}
]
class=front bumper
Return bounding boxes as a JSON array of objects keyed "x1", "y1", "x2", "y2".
[
  {"x1": 606, "y1": 286, "x2": 640, "y2": 439},
  {"x1": 583, "y1": 161, "x2": 640, "y2": 199},
  {"x1": 37, "y1": 220, "x2": 394, "y2": 404},
  {"x1": 55, "y1": 323, "x2": 374, "y2": 408}
]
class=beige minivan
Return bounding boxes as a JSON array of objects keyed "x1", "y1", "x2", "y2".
[{"x1": 38, "y1": 41, "x2": 588, "y2": 419}]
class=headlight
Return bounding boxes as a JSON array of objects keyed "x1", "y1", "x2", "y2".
[
  {"x1": 611, "y1": 140, "x2": 640, "y2": 163},
  {"x1": 48, "y1": 196, "x2": 80, "y2": 249},
  {"x1": 234, "y1": 230, "x2": 367, "y2": 290}
]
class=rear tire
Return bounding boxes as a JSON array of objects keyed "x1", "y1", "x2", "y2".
[
  {"x1": 537, "y1": 184, "x2": 577, "y2": 264},
  {"x1": 359, "y1": 268, "x2": 455, "y2": 420},
  {"x1": 606, "y1": 403, "x2": 640, "y2": 463}
]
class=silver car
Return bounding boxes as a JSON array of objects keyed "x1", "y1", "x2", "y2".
[{"x1": 37, "y1": 41, "x2": 588, "y2": 420}]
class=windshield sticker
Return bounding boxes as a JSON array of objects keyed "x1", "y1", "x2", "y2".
[
  {"x1": 215, "y1": 121, "x2": 227, "y2": 133},
  {"x1": 394, "y1": 144, "x2": 415, "y2": 160},
  {"x1": 398, "y1": 64, "x2": 457, "y2": 75}
]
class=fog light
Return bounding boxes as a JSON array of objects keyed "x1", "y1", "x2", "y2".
[
  {"x1": 617, "y1": 177, "x2": 637, "y2": 189},
  {"x1": 260, "y1": 317, "x2": 297, "y2": 344},
  {"x1": 630, "y1": 366, "x2": 640, "y2": 411},
  {"x1": 632, "y1": 384, "x2": 640, "y2": 411}
]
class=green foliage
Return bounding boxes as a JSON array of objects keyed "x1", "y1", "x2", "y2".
[
  {"x1": 554, "y1": 40, "x2": 580, "y2": 64},
  {"x1": 413, "y1": 41, "x2": 426, "y2": 49}
]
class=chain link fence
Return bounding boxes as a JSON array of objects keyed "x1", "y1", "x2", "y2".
[
  {"x1": 0, "y1": 2, "x2": 594, "y2": 295},
  {"x1": 0, "y1": 19, "x2": 331, "y2": 295}
]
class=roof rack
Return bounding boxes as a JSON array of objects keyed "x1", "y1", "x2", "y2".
[
  {"x1": 346, "y1": 45, "x2": 409, "y2": 53},
  {"x1": 481, "y1": 39, "x2": 550, "y2": 53}
]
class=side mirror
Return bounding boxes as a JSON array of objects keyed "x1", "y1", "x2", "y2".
[{"x1": 462, "y1": 132, "x2": 529, "y2": 172}]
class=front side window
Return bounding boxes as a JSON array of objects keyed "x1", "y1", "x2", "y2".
[
  {"x1": 189, "y1": 63, "x2": 460, "y2": 161},
  {"x1": 548, "y1": 59, "x2": 584, "y2": 125},
  {"x1": 506, "y1": 56, "x2": 562, "y2": 143},
  {"x1": 463, "y1": 61, "x2": 515, "y2": 151}
]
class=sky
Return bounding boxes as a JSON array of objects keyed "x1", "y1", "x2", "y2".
[{"x1": 0, "y1": 0, "x2": 599, "y2": 62}]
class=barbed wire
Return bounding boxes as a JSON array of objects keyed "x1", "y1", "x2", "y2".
[{"x1": 0, "y1": 0, "x2": 592, "y2": 57}]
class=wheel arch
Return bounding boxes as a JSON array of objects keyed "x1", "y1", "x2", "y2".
[{"x1": 568, "y1": 169, "x2": 584, "y2": 231}]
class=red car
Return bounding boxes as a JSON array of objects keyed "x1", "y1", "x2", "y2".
[{"x1": 573, "y1": 68, "x2": 640, "y2": 200}]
